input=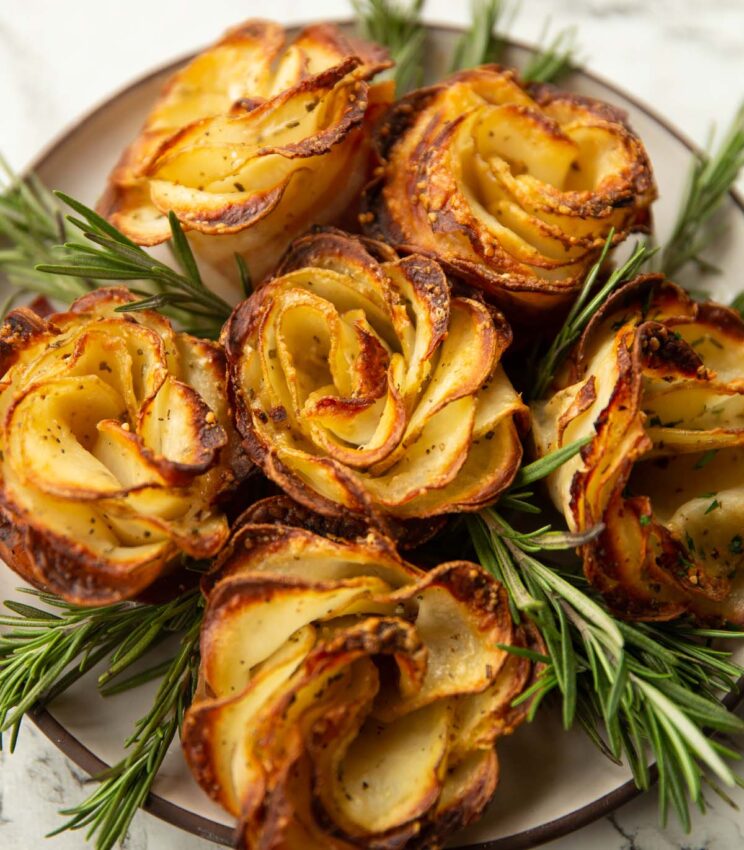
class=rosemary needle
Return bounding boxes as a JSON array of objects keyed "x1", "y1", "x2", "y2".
[
  {"x1": 530, "y1": 235, "x2": 655, "y2": 400},
  {"x1": 467, "y1": 446, "x2": 744, "y2": 829},
  {"x1": 50, "y1": 609, "x2": 202, "y2": 850},
  {"x1": 522, "y1": 23, "x2": 581, "y2": 84},
  {"x1": 661, "y1": 104, "x2": 744, "y2": 279},
  {"x1": 449, "y1": 0, "x2": 514, "y2": 72},
  {"x1": 352, "y1": 0, "x2": 426, "y2": 94},
  {"x1": 0, "y1": 588, "x2": 202, "y2": 751}
]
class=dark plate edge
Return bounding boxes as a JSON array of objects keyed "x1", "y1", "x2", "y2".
[{"x1": 19, "y1": 17, "x2": 744, "y2": 850}]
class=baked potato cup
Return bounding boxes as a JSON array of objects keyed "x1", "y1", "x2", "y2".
[
  {"x1": 363, "y1": 66, "x2": 656, "y2": 323},
  {"x1": 222, "y1": 229, "x2": 528, "y2": 527},
  {"x1": 183, "y1": 499, "x2": 541, "y2": 849},
  {"x1": 0, "y1": 288, "x2": 236, "y2": 604},
  {"x1": 99, "y1": 20, "x2": 392, "y2": 298},
  {"x1": 532, "y1": 275, "x2": 744, "y2": 623}
]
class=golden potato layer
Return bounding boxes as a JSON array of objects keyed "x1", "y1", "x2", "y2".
[
  {"x1": 0, "y1": 288, "x2": 236, "y2": 604},
  {"x1": 223, "y1": 229, "x2": 527, "y2": 527},
  {"x1": 532, "y1": 275, "x2": 744, "y2": 623},
  {"x1": 363, "y1": 66, "x2": 656, "y2": 323},
  {"x1": 183, "y1": 498, "x2": 540, "y2": 849},
  {"x1": 99, "y1": 20, "x2": 392, "y2": 296}
]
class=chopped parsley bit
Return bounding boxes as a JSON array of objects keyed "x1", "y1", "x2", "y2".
[
  {"x1": 685, "y1": 533, "x2": 696, "y2": 553},
  {"x1": 704, "y1": 498, "x2": 722, "y2": 515},
  {"x1": 678, "y1": 552, "x2": 694, "y2": 569},
  {"x1": 694, "y1": 449, "x2": 718, "y2": 469},
  {"x1": 730, "y1": 535, "x2": 743, "y2": 555},
  {"x1": 675, "y1": 552, "x2": 697, "y2": 584},
  {"x1": 639, "y1": 514, "x2": 652, "y2": 526}
]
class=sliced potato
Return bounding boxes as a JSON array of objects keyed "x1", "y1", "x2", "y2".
[
  {"x1": 183, "y1": 507, "x2": 541, "y2": 848},
  {"x1": 98, "y1": 20, "x2": 392, "y2": 294},
  {"x1": 223, "y1": 230, "x2": 527, "y2": 526},
  {"x1": 532, "y1": 276, "x2": 744, "y2": 622},
  {"x1": 363, "y1": 67, "x2": 656, "y2": 323},
  {"x1": 0, "y1": 287, "x2": 236, "y2": 604}
]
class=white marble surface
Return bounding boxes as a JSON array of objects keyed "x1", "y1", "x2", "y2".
[{"x1": 1, "y1": 1, "x2": 743, "y2": 849}]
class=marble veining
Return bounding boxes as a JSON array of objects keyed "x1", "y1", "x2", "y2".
[{"x1": 1, "y1": 1, "x2": 744, "y2": 848}]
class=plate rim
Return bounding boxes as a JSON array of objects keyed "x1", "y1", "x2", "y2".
[{"x1": 19, "y1": 17, "x2": 744, "y2": 850}]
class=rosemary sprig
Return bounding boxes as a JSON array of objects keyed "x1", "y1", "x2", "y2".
[
  {"x1": 36, "y1": 194, "x2": 232, "y2": 338},
  {"x1": 0, "y1": 163, "x2": 233, "y2": 336},
  {"x1": 352, "y1": 0, "x2": 426, "y2": 94},
  {"x1": 0, "y1": 157, "x2": 92, "y2": 308},
  {"x1": 661, "y1": 104, "x2": 744, "y2": 278},
  {"x1": 0, "y1": 588, "x2": 202, "y2": 752},
  {"x1": 449, "y1": 0, "x2": 513, "y2": 72},
  {"x1": 469, "y1": 450, "x2": 744, "y2": 829},
  {"x1": 445, "y1": 2, "x2": 578, "y2": 84},
  {"x1": 51, "y1": 609, "x2": 202, "y2": 850},
  {"x1": 522, "y1": 23, "x2": 580, "y2": 84},
  {"x1": 529, "y1": 234, "x2": 655, "y2": 400}
]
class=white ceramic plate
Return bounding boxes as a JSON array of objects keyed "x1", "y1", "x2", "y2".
[{"x1": 4, "y1": 20, "x2": 744, "y2": 850}]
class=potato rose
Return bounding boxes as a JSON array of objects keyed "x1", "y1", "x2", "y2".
[
  {"x1": 532, "y1": 275, "x2": 744, "y2": 622},
  {"x1": 183, "y1": 499, "x2": 540, "y2": 850},
  {"x1": 0, "y1": 288, "x2": 234, "y2": 604},
  {"x1": 99, "y1": 19, "x2": 392, "y2": 296},
  {"x1": 223, "y1": 230, "x2": 527, "y2": 526},
  {"x1": 363, "y1": 66, "x2": 656, "y2": 322}
]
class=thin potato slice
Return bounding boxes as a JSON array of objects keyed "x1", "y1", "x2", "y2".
[
  {"x1": 363, "y1": 67, "x2": 656, "y2": 323},
  {"x1": 182, "y1": 502, "x2": 541, "y2": 849},
  {"x1": 99, "y1": 20, "x2": 393, "y2": 296},
  {"x1": 223, "y1": 230, "x2": 527, "y2": 527},
  {"x1": 532, "y1": 276, "x2": 744, "y2": 622},
  {"x1": 0, "y1": 288, "x2": 237, "y2": 604}
]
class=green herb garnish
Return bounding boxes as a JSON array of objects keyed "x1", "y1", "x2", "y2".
[
  {"x1": 51, "y1": 608, "x2": 202, "y2": 850},
  {"x1": 449, "y1": 0, "x2": 513, "y2": 71},
  {"x1": 352, "y1": 0, "x2": 426, "y2": 93},
  {"x1": 469, "y1": 446, "x2": 744, "y2": 830},
  {"x1": 0, "y1": 156, "x2": 91, "y2": 309},
  {"x1": 694, "y1": 449, "x2": 719, "y2": 469},
  {"x1": 661, "y1": 104, "x2": 744, "y2": 278},
  {"x1": 530, "y1": 234, "x2": 655, "y2": 400},
  {"x1": 0, "y1": 587, "x2": 201, "y2": 751},
  {"x1": 522, "y1": 22, "x2": 580, "y2": 84},
  {"x1": 36, "y1": 194, "x2": 232, "y2": 338}
]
